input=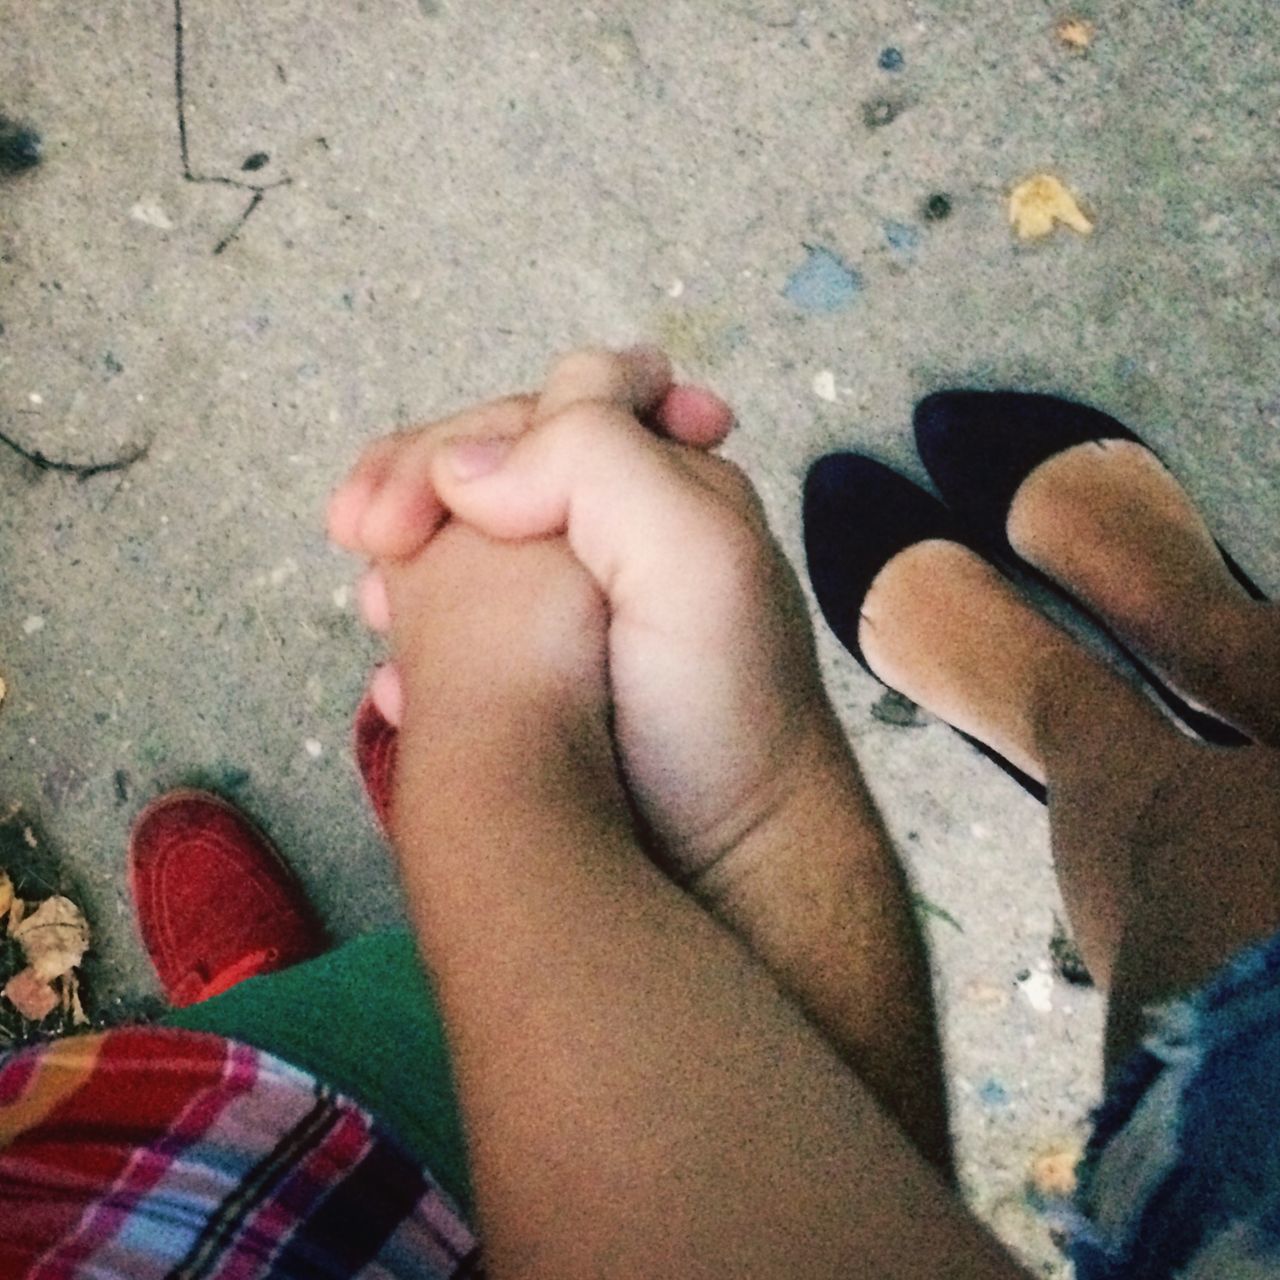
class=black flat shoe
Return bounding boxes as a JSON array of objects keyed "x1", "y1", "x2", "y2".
[
  {"x1": 803, "y1": 452, "x2": 1047, "y2": 803},
  {"x1": 914, "y1": 390, "x2": 1266, "y2": 747}
]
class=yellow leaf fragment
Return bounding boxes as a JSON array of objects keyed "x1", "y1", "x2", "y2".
[
  {"x1": 1009, "y1": 174, "x2": 1094, "y2": 240},
  {"x1": 1055, "y1": 17, "x2": 1096, "y2": 52},
  {"x1": 1030, "y1": 1141, "x2": 1083, "y2": 1198},
  {"x1": 0, "y1": 871, "x2": 12, "y2": 924},
  {"x1": 12, "y1": 895, "x2": 90, "y2": 982},
  {"x1": 8, "y1": 898, "x2": 25, "y2": 935},
  {"x1": 3, "y1": 967, "x2": 59, "y2": 1021}
]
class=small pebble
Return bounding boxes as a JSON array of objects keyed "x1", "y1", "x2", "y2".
[
  {"x1": 861, "y1": 98, "x2": 902, "y2": 129},
  {"x1": 1017, "y1": 970, "x2": 1054, "y2": 1013},
  {"x1": 28, "y1": 392, "x2": 42, "y2": 405},
  {"x1": 811, "y1": 370, "x2": 837, "y2": 402},
  {"x1": 1030, "y1": 1142, "x2": 1083, "y2": 1198},
  {"x1": 241, "y1": 151, "x2": 270, "y2": 172},
  {"x1": 0, "y1": 117, "x2": 41, "y2": 174},
  {"x1": 332, "y1": 584, "x2": 351, "y2": 609},
  {"x1": 922, "y1": 193, "x2": 953, "y2": 221},
  {"x1": 870, "y1": 689, "x2": 921, "y2": 727},
  {"x1": 878, "y1": 46, "x2": 905, "y2": 71},
  {"x1": 304, "y1": 738, "x2": 323, "y2": 759},
  {"x1": 269, "y1": 559, "x2": 298, "y2": 586},
  {"x1": 978, "y1": 1079, "x2": 1010, "y2": 1107},
  {"x1": 130, "y1": 201, "x2": 175, "y2": 231},
  {"x1": 22, "y1": 616, "x2": 45, "y2": 635},
  {"x1": 667, "y1": 278, "x2": 685, "y2": 298}
]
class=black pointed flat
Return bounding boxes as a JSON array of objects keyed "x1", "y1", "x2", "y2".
[
  {"x1": 914, "y1": 390, "x2": 1266, "y2": 747},
  {"x1": 803, "y1": 452, "x2": 1047, "y2": 804}
]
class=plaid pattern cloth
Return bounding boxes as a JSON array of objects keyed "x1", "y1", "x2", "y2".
[{"x1": 0, "y1": 1027, "x2": 483, "y2": 1279}]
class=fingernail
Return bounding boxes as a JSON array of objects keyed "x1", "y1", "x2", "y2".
[
  {"x1": 448, "y1": 436, "x2": 513, "y2": 480},
  {"x1": 371, "y1": 663, "x2": 404, "y2": 727}
]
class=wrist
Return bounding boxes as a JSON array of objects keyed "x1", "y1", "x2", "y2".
[
  {"x1": 390, "y1": 679, "x2": 627, "y2": 857},
  {"x1": 687, "y1": 712, "x2": 883, "y2": 913}
]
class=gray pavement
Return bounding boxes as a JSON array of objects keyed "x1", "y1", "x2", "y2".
[{"x1": 3, "y1": 1, "x2": 1278, "y2": 1271}]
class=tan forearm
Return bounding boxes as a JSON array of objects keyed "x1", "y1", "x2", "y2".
[
  {"x1": 391, "y1": 710, "x2": 1023, "y2": 1280},
  {"x1": 692, "y1": 716, "x2": 954, "y2": 1176}
]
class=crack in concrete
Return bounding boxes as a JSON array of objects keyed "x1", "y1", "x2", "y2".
[
  {"x1": 173, "y1": 0, "x2": 292, "y2": 254},
  {"x1": 0, "y1": 429, "x2": 150, "y2": 481}
]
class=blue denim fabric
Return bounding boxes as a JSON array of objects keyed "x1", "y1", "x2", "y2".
[{"x1": 1065, "y1": 928, "x2": 1280, "y2": 1279}]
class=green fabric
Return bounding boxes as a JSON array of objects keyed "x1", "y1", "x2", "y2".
[{"x1": 163, "y1": 928, "x2": 471, "y2": 1212}]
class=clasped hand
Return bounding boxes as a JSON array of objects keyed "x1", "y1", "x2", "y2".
[{"x1": 328, "y1": 346, "x2": 843, "y2": 888}]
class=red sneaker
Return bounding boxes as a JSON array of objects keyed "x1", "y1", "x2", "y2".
[
  {"x1": 353, "y1": 691, "x2": 397, "y2": 834},
  {"x1": 129, "y1": 790, "x2": 327, "y2": 1007}
]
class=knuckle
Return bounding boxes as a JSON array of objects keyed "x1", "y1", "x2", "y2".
[
  {"x1": 545, "y1": 399, "x2": 638, "y2": 449},
  {"x1": 548, "y1": 346, "x2": 623, "y2": 385},
  {"x1": 701, "y1": 508, "x2": 770, "y2": 580},
  {"x1": 357, "y1": 435, "x2": 399, "y2": 471},
  {"x1": 708, "y1": 455, "x2": 755, "y2": 497},
  {"x1": 699, "y1": 454, "x2": 770, "y2": 522}
]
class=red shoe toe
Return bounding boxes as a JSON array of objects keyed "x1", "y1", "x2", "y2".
[
  {"x1": 129, "y1": 790, "x2": 326, "y2": 1007},
  {"x1": 353, "y1": 692, "x2": 398, "y2": 834}
]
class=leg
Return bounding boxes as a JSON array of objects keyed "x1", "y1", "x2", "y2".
[
  {"x1": 1008, "y1": 439, "x2": 1280, "y2": 745},
  {"x1": 166, "y1": 930, "x2": 471, "y2": 1209},
  {"x1": 1008, "y1": 437, "x2": 1280, "y2": 1063},
  {"x1": 860, "y1": 541, "x2": 1148, "y2": 980},
  {"x1": 861, "y1": 464, "x2": 1280, "y2": 1071},
  {"x1": 130, "y1": 792, "x2": 472, "y2": 1207}
]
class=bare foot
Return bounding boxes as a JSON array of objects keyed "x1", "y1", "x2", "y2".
[
  {"x1": 857, "y1": 539, "x2": 1099, "y2": 786},
  {"x1": 1007, "y1": 440, "x2": 1279, "y2": 741}
]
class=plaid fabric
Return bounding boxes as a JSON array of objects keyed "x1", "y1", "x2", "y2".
[{"x1": 0, "y1": 1027, "x2": 483, "y2": 1279}]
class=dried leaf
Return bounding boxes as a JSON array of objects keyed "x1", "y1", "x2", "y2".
[
  {"x1": 0, "y1": 673, "x2": 6, "y2": 709},
  {"x1": 1029, "y1": 1141, "x2": 1083, "y2": 1198},
  {"x1": 1055, "y1": 17, "x2": 1096, "y2": 51},
  {"x1": 12, "y1": 895, "x2": 90, "y2": 982},
  {"x1": 3, "y1": 967, "x2": 59, "y2": 1021},
  {"x1": 1009, "y1": 174, "x2": 1094, "y2": 240},
  {"x1": 0, "y1": 870, "x2": 12, "y2": 924},
  {"x1": 8, "y1": 897, "x2": 25, "y2": 935}
]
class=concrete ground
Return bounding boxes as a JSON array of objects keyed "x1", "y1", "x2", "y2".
[{"x1": 2, "y1": 0, "x2": 1278, "y2": 1270}]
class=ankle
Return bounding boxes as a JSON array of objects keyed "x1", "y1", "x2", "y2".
[
  {"x1": 1201, "y1": 601, "x2": 1280, "y2": 746},
  {"x1": 687, "y1": 718, "x2": 868, "y2": 911},
  {"x1": 1026, "y1": 643, "x2": 1165, "y2": 778}
]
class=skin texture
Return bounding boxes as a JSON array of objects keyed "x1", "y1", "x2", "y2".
[
  {"x1": 329, "y1": 341, "x2": 1276, "y2": 1274},
  {"x1": 377, "y1": 518, "x2": 1025, "y2": 1280},
  {"x1": 332, "y1": 348, "x2": 954, "y2": 1176},
  {"x1": 328, "y1": 347, "x2": 1024, "y2": 1276},
  {"x1": 1007, "y1": 438, "x2": 1280, "y2": 747},
  {"x1": 855, "y1": 432, "x2": 1280, "y2": 1069}
]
